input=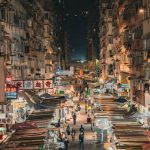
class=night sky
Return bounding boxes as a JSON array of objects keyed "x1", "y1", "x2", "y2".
[{"x1": 64, "y1": 0, "x2": 92, "y2": 61}]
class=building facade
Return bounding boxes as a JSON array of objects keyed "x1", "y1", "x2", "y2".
[
  {"x1": 99, "y1": 0, "x2": 150, "y2": 110},
  {"x1": 0, "y1": 0, "x2": 62, "y2": 81}
]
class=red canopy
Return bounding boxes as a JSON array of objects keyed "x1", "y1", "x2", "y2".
[
  {"x1": 142, "y1": 144, "x2": 150, "y2": 150},
  {"x1": 11, "y1": 121, "x2": 37, "y2": 130}
]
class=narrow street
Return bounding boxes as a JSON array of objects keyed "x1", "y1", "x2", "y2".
[
  {"x1": 1, "y1": 0, "x2": 150, "y2": 150},
  {"x1": 64, "y1": 92, "x2": 150, "y2": 150},
  {"x1": 66, "y1": 96, "x2": 103, "y2": 150}
]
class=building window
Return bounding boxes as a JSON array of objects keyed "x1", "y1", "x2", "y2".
[
  {"x1": 109, "y1": 50, "x2": 113, "y2": 57},
  {"x1": 108, "y1": 64, "x2": 113, "y2": 75},
  {"x1": 144, "y1": 39, "x2": 150, "y2": 51},
  {"x1": 44, "y1": 13, "x2": 49, "y2": 20},
  {"x1": 108, "y1": 36, "x2": 113, "y2": 44},
  {"x1": 0, "y1": 8, "x2": 5, "y2": 20}
]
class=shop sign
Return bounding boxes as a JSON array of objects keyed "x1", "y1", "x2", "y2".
[
  {"x1": 34, "y1": 80, "x2": 44, "y2": 89},
  {"x1": 14, "y1": 80, "x2": 24, "y2": 89},
  {"x1": 44, "y1": 80, "x2": 53, "y2": 89},
  {"x1": 12, "y1": 101, "x2": 25, "y2": 109},
  {"x1": 5, "y1": 86, "x2": 18, "y2": 99},
  {"x1": 121, "y1": 84, "x2": 128, "y2": 88},
  {"x1": 13, "y1": 80, "x2": 53, "y2": 90},
  {"x1": 24, "y1": 81, "x2": 33, "y2": 89}
]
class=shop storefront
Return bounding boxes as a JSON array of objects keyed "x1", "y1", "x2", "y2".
[
  {"x1": 118, "y1": 72, "x2": 130, "y2": 97},
  {"x1": 94, "y1": 115, "x2": 113, "y2": 146}
]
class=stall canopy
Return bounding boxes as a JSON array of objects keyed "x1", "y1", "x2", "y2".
[
  {"x1": 11, "y1": 121, "x2": 37, "y2": 130},
  {"x1": 40, "y1": 93, "x2": 53, "y2": 99},
  {"x1": 105, "y1": 78, "x2": 117, "y2": 84}
]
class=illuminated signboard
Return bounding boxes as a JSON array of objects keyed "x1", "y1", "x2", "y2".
[
  {"x1": 12, "y1": 80, "x2": 53, "y2": 90},
  {"x1": 5, "y1": 86, "x2": 18, "y2": 99},
  {"x1": 24, "y1": 81, "x2": 33, "y2": 89},
  {"x1": 44, "y1": 80, "x2": 53, "y2": 89},
  {"x1": 34, "y1": 80, "x2": 44, "y2": 89},
  {"x1": 14, "y1": 80, "x2": 24, "y2": 89}
]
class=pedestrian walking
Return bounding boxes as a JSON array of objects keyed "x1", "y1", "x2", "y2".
[
  {"x1": 66, "y1": 125, "x2": 71, "y2": 136},
  {"x1": 71, "y1": 127, "x2": 76, "y2": 141},
  {"x1": 67, "y1": 106, "x2": 69, "y2": 115},
  {"x1": 79, "y1": 125, "x2": 84, "y2": 134},
  {"x1": 87, "y1": 105, "x2": 91, "y2": 114},
  {"x1": 64, "y1": 137, "x2": 69, "y2": 150},
  {"x1": 91, "y1": 103, "x2": 94, "y2": 114},
  {"x1": 72, "y1": 112, "x2": 77, "y2": 125},
  {"x1": 87, "y1": 114, "x2": 91, "y2": 124},
  {"x1": 58, "y1": 131, "x2": 63, "y2": 142},
  {"x1": 77, "y1": 103, "x2": 81, "y2": 114},
  {"x1": 79, "y1": 132, "x2": 84, "y2": 149},
  {"x1": 85, "y1": 104, "x2": 88, "y2": 114}
]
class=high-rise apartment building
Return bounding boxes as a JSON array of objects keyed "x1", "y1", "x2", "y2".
[
  {"x1": 99, "y1": 0, "x2": 150, "y2": 110},
  {"x1": 0, "y1": 0, "x2": 64, "y2": 80}
]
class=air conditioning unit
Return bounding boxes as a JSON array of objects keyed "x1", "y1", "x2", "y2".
[{"x1": 131, "y1": 33, "x2": 135, "y2": 40}]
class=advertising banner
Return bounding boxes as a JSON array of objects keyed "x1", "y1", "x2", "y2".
[
  {"x1": 34, "y1": 80, "x2": 44, "y2": 89},
  {"x1": 24, "y1": 81, "x2": 33, "y2": 89},
  {"x1": 5, "y1": 86, "x2": 18, "y2": 99},
  {"x1": 44, "y1": 80, "x2": 53, "y2": 89},
  {"x1": 12, "y1": 101, "x2": 25, "y2": 109},
  {"x1": 14, "y1": 80, "x2": 24, "y2": 89},
  {"x1": 13, "y1": 80, "x2": 53, "y2": 90}
]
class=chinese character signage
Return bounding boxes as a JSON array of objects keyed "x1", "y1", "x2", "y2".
[
  {"x1": 13, "y1": 80, "x2": 53, "y2": 90},
  {"x1": 14, "y1": 81, "x2": 24, "y2": 89},
  {"x1": 44, "y1": 80, "x2": 53, "y2": 89},
  {"x1": 24, "y1": 81, "x2": 33, "y2": 89},
  {"x1": 34, "y1": 80, "x2": 44, "y2": 89},
  {"x1": 5, "y1": 86, "x2": 18, "y2": 99}
]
